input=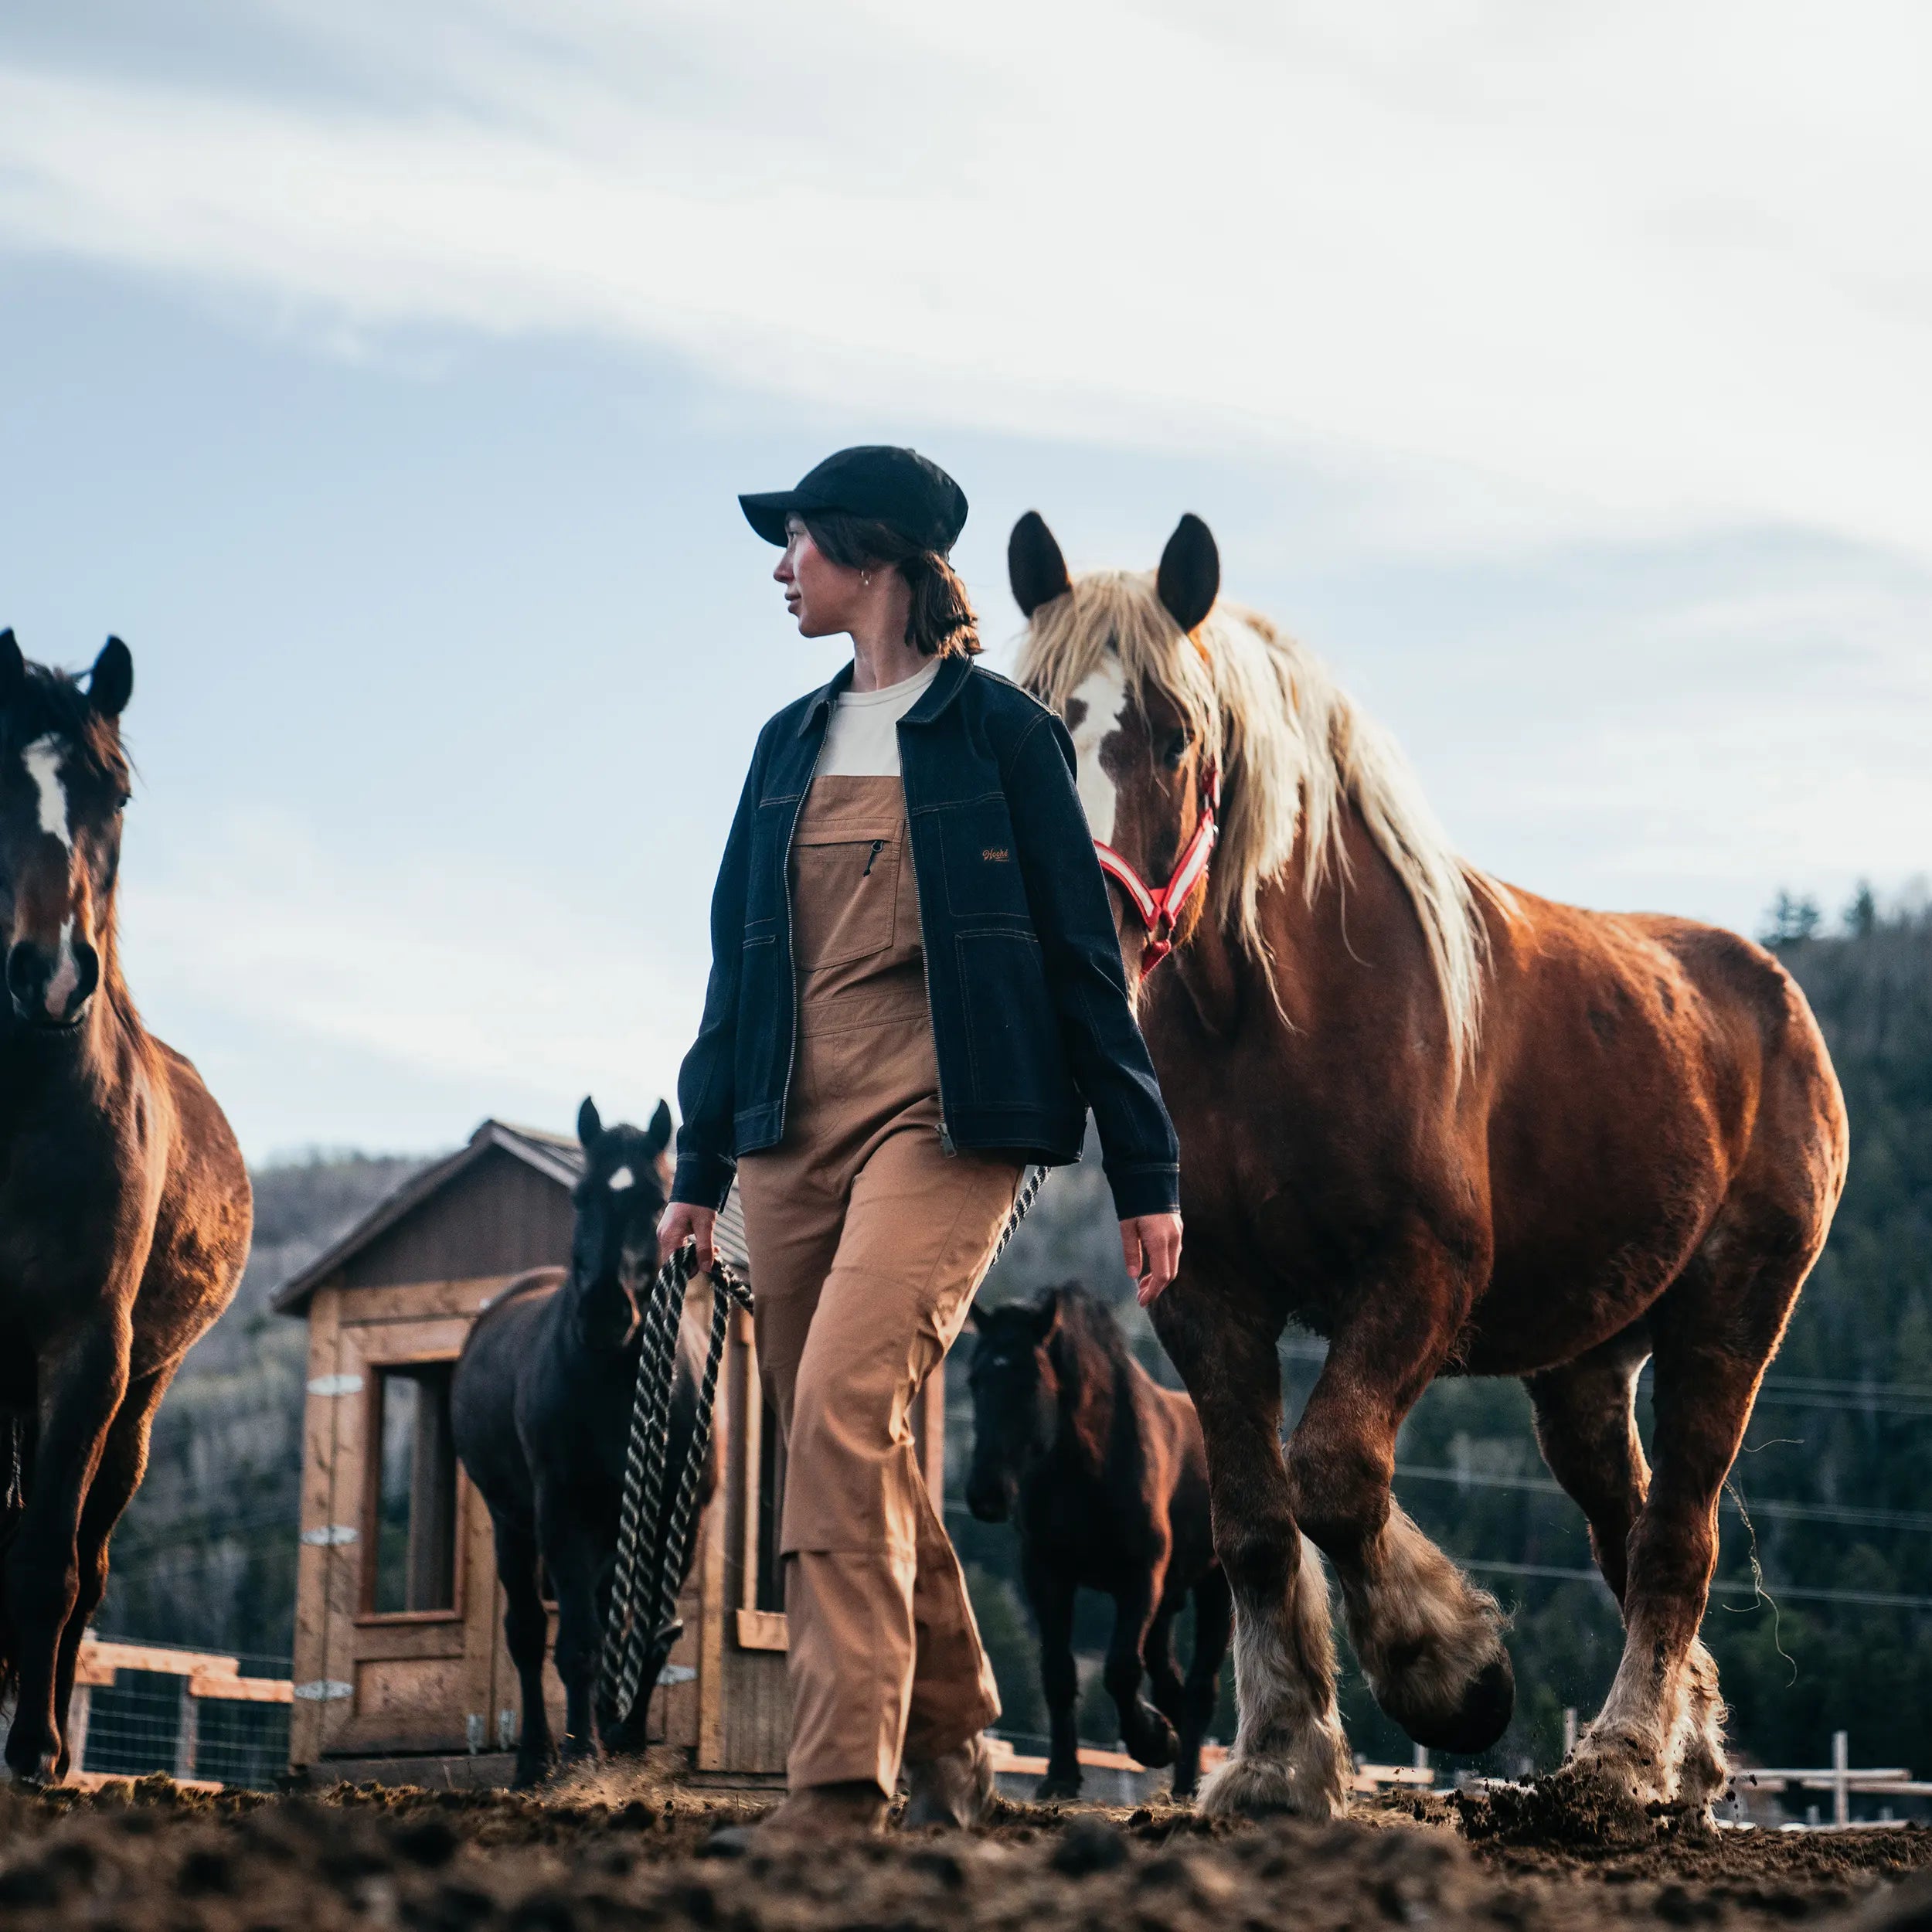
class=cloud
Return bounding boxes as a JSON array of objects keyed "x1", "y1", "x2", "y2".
[{"x1": 3, "y1": 2, "x2": 1931, "y2": 559}]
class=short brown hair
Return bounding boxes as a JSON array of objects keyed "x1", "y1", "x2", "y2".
[{"x1": 801, "y1": 512, "x2": 981, "y2": 658}]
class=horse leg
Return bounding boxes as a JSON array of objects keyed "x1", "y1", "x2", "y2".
[
  {"x1": 1526, "y1": 1328, "x2": 1651, "y2": 1623},
  {"x1": 1141, "y1": 1601, "x2": 1185, "y2": 1747},
  {"x1": 49, "y1": 1367, "x2": 173, "y2": 1780},
  {"x1": 539, "y1": 1512, "x2": 604, "y2": 1768},
  {"x1": 1155, "y1": 1285, "x2": 1348, "y2": 1819},
  {"x1": 1172, "y1": 1566, "x2": 1232, "y2": 1801},
  {"x1": 1022, "y1": 1553, "x2": 1081, "y2": 1799},
  {"x1": 1576, "y1": 1216, "x2": 1814, "y2": 1822},
  {"x1": 492, "y1": 1513, "x2": 553, "y2": 1787},
  {"x1": 4, "y1": 1322, "x2": 130, "y2": 1783},
  {"x1": 1290, "y1": 1303, "x2": 1514, "y2": 1755},
  {"x1": 1526, "y1": 1330, "x2": 1654, "y2": 1778},
  {"x1": 1105, "y1": 1566, "x2": 1178, "y2": 1768}
]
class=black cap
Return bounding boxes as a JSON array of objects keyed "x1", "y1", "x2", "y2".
[{"x1": 740, "y1": 446, "x2": 968, "y2": 553}]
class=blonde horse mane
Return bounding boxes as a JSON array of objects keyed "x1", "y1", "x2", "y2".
[{"x1": 1015, "y1": 570, "x2": 1501, "y2": 1075}]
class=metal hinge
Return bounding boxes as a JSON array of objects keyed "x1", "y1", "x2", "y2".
[
  {"x1": 301, "y1": 1524, "x2": 359, "y2": 1546},
  {"x1": 307, "y1": 1374, "x2": 363, "y2": 1396},
  {"x1": 293, "y1": 1680, "x2": 353, "y2": 1702}
]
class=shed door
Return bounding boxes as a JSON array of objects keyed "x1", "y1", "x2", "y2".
[{"x1": 296, "y1": 1298, "x2": 509, "y2": 1762}]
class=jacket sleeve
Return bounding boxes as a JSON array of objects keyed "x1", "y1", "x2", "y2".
[
  {"x1": 671, "y1": 730, "x2": 767, "y2": 1212},
  {"x1": 1005, "y1": 710, "x2": 1182, "y2": 1220}
]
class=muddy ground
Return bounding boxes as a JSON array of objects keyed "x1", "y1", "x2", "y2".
[{"x1": 1, "y1": 1772, "x2": 1929, "y2": 1931}]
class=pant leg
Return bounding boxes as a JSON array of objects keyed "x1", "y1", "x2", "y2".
[
  {"x1": 781, "y1": 1128, "x2": 1019, "y2": 1791},
  {"x1": 905, "y1": 1471, "x2": 1003, "y2": 1764},
  {"x1": 735, "y1": 1144, "x2": 847, "y2": 1437}
]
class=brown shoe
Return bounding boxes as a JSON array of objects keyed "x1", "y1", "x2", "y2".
[
  {"x1": 903, "y1": 1733, "x2": 995, "y2": 1829},
  {"x1": 749, "y1": 1781, "x2": 890, "y2": 1845}
]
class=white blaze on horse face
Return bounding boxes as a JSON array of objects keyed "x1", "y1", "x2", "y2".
[
  {"x1": 1066, "y1": 660, "x2": 1129, "y2": 847},
  {"x1": 608, "y1": 1166, "x2": 636, "y2": 1192},
  {"x1": 45, "y1": 917, "x2": 80, "y2": 1019},
  {"x1": 22, "y1": 736, "x2": 72, "y2": 850}
]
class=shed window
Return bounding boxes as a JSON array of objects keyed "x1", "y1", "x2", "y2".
[{"x1": 369, "y1": 1364, "x2": 457, "y2": 1614}]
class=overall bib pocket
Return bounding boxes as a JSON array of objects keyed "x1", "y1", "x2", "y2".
[{"x1": 791, "y1": 825, "x2": 903, "y2": 970}]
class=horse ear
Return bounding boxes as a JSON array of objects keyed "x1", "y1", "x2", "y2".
[
  {"x1": 577, "y1": 1096, "x2": 603, "y2": 1148},
  {"x1": 1, "y1": 629, "x2": 24, "y2": 706},
  {"x1": 1156, "y1": 514, "x2": 1219, "y2": 633},
  {"x1": 89, "y1": 636, "x2": 134, "y2": 719},
  {"x1": 1030, "y1": 1286, "x2": 1063, "y2": 1342},
  {"x1": 646, "y1": 1099, "x2": 673, "y2": 1155},
  {"x1": 1009, "y1": 512, "x2": 1072, "y2": 617}
]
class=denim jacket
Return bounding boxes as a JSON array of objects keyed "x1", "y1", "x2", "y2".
[{"x1": 671, "y1": 654, "x2": 1181, "y2": 1220}]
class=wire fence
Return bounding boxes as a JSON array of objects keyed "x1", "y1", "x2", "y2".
[{"x1": 67, "y1": 1639, "x2": 294, "y2": 1791}]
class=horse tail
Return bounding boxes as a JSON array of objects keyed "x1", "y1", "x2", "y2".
[{"x1": 0, "y1": 1407, "x2": 29, "y2": 1702}]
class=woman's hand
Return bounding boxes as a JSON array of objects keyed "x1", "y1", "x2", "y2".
[
  {"x1": 1121, "y1": 1213, "x2": 1183, "y2": 1308},
  {"x1": 658, "y1": 1202, "x2": 717, "y2": 1274}
]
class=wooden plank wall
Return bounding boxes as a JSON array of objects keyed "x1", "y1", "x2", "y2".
[{"x1": 340, "y1": 1152, "x2": 575, "y2": 1291}]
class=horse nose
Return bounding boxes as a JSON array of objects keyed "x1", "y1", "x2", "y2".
[
  {"x1": 964, "y1": 1469, "x2": 1010, "y2": 1523},
  {"x1": 6, "y1": 937, "x2": 98, "y2": 1025}
]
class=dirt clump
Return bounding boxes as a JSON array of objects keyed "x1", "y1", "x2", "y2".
[{"x1": 0, "y1": 1774, "x2": 1924, "y2": 1929}]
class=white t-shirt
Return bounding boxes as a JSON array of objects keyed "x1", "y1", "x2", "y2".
[{"x1": 815, "y1": 660, "x2": 940, "y2": 777}]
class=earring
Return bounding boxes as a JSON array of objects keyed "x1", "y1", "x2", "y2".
[{"x1": 862, "y1": 571, "x2": 872, "y2": 587}]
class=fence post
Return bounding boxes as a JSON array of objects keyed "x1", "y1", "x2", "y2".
[
  {"x1": 1562, "y1": 1708, "x2": 1578, "y2": 1760},
  {"x1": 66, "y1": 1684, "x2": 93, "y2": 1776},
  {"x1": 175, "y1": 1680, "x2": 198, "y2": 1781},
  {"x1": 1832, "y1": 1730, "x2": 1849, "y2": 1828},
  {"x1": 1413, "y1": 1743, "x2": 1428, "y2": 1774}
]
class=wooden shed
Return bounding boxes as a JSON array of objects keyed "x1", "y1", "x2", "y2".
[{"x1": 274, "y1": 1117, "x2": 949, "y2": 1787}]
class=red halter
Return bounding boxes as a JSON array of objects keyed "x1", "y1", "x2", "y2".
[{"x1": 1092, "y1": 764, "x2": 1220, "y2": 975}]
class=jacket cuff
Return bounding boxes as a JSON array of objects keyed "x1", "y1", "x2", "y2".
[
  {"x1": 672, "y1": 1151, "x2": 736, "y2": 1215},
  {"x1": 1107, "y1": 1163, "x2": 1181, "y2": 1220}
]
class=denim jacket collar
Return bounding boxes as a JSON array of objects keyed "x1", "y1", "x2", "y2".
[{"x1": 794, "y1": 651, "x2": 972, "y2": 738}]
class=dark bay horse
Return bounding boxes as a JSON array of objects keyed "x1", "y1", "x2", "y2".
[
  {"x1": 1011, "y1": 516, "x2": 1849, "y2": 1825},
  {"x1": 0, "y1": 630, "x2": 253, "y2": 1784},
  {"x1": 451, "y1": 1097, "x2": 715, "y2": 1786},
  {"x1": 964, "y1": 1286, "x2": 1230, "y2": 1801}
]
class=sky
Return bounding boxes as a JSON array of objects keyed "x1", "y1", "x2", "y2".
[{"x1": 2, "y1": 1, "x2": 1928, "y2": 1161}]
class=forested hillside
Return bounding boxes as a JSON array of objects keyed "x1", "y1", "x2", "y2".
[{"x1": 100, "y1": 1154, "x2": 426, "y2": 1664}]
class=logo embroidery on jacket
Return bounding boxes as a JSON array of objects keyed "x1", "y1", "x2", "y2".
[{"x1": 981, "y1": 847, "x2": 1010, "y2": 862}]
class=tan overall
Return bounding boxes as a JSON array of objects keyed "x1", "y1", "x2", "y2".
[{"x1": 736, "y1": 775, "x2": 1020, "y2": 1795}]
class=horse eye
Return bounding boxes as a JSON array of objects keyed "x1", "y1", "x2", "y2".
[{"x1": 1161, "y1": 730, "x2": 1191, "y2": 770}]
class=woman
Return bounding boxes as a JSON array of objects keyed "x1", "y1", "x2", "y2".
[{"x1": 658, "y1": 445, "x2": 1182, "y2": 1838}]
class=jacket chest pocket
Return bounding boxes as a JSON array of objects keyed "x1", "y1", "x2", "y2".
[
  {"x1": 938, "y1": 799, "x2": 1028, "y2": 920},
  {"x1": 790, "y1": 829, "x2": 902, "y2": 969}
]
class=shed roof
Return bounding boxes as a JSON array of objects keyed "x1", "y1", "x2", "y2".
[{"x1": 270, "y1": 1117, "x2": 747, "y2": 1315}]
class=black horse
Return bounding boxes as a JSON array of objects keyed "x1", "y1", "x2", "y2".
[
  {"x1": 965, "y1": 1285, "x2": 1231, "y2": 1800},
  {"x1": 451, "y1": 1097, "x2": 713, "y2": 1786}
]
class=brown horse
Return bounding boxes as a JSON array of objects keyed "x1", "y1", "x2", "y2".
[
  {"x1": 962, "y1": 1285, "x2": 1230, "y2": 1800},
  {"x1": 1009, "y1": 517, "x2": 1849, "y2": 1826},
  {"x1": 0, "y1": 629, "x2": 252, "y2": 1784}
]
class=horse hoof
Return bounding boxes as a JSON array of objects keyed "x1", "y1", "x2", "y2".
[
  {"x1": 1400, "y1": 1651, "x2": 1515, "y2": 1756},
  {"x1": 1198, "y1": 1750, "x2": 1343, "y2": 1821},
  {"x1": 1124, "y1": 1708, "x2": 1179, "y2": 1770},
  {"x1": 1034, "y1": 1774, "x2": 1082, "y2": 1803}
]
